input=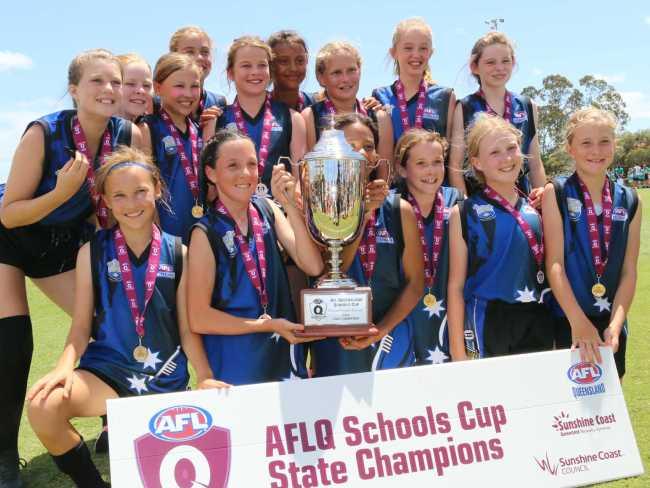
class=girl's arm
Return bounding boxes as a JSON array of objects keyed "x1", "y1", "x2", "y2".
[
  {"x1": 526, "y1": 103, "x2": 547, "y2": 206},
  {"x1": 605, "y1": 198, "x2": 642, "y2": 351},
  {"x1": 541, "y1": 183, "x2": 604, "y2": 363},
  {"x1": 0, "y1": 125, "x2": 89, "y2": 228},
  {"x1": 447, "y1": 103, "x2": 467, "y2": 195},
  {"x1": 341, "y1": 199, "x2": 424, "y2": 348},
  {"x1": 176, "y1": 246, "x2": 229, "y2": 389},
  {"x1": 130, "y1": 123, "x2": 145, "y2": 151},
  {"x1": 375, "y1": 110, "x2": 394, "y2": 181},
  {"x1": 137, "y1": 121, "x2": 153, "y2": 156},
  {"x1": 26, "y1": 243, "x2": 95, "y2": 400},
  {"x1": 445, "y1": 90, "x2": 457, "y2": 141},
  {"x1": 186, "y1": 227, "x2": 313, "y2": 343},
  {"x1": 447, "y1": 205, "x2": 469, "y2": 361},
  {"x1": 302, "y1": 108, "x2": 316, "y2": 152},
  {"x1": 289, "y1": 110, "x2": 306, "y2": 180},
  {"x1": 270, "y1": 167, "x2": 323, "y2": 277}
]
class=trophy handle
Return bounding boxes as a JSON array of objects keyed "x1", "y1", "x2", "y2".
[{"x1": 368, "y1": 158, "x2": 393, "y2": 185}]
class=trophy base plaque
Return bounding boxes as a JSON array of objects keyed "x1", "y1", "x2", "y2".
[{"x1": 298, "y1": 287, "x2": 375, "y2": 337}]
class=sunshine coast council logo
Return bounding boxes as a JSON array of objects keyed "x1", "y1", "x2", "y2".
[{"x1": 534, "y1": 452, "x2": 558, "y2": 476}]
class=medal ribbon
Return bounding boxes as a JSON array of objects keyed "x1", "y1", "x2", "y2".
[
  {"x1": 358, "y1": 211, "x2": 378, "y2": 282},
  {"x1": 483, "y1": 186, "x2": 544, "y2": 271},
  {"x1": 408, "y1": 190, "x2": 445, "y2": 290},
  {"x1": 395, "y1": 79, "x2": 427, "y2": 131},
  {"x1": 478, "y1": 88, "x2": 512, "y2": 123},
  {"x1": 323, "y1": 97, "x2": 368, "y2": 117},
  {"x1": 159, "y1": 109, "x2": 201, "y2": 202},
  {"x1": 232, "y1": 95, "x2": 273, "y2": 178},
  {"x1": 215, "y1": 201, "x2": 269, "y2": 308},
  {"x1": 576, "y1": 176, "x2": 613, "y2": 278},
  {"x1": 71, "y1": 116, "x2": 112, "y2": 228},
  {"x1": 113, "y1": 224, "x2": 162, "y2": 340}
]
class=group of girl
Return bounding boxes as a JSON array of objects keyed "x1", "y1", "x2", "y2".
[{"x1": 0, "y1": 18, "x2": 641, "y2": 488}]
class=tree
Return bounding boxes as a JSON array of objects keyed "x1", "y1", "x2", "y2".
[{"x1": 522, "y1": 74, "x2": 630, "y2": 159}]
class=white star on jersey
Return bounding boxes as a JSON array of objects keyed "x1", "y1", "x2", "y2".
[
  {"x1": 426, "y1": 346, "x2": 448, "y2": 364},
  {"x1": 142, "y1": 349, "x2": 162, "y2": 371},
  {"x1": 515, "y1": 286, "x2": 537, "y2": 303},
  {"x1": 127, "y1": 374, "x2": 149, "y2": 394},
  {"x1": 423, "y1": 299, "x2": 445, "y2": 318},
  {"x1": 270, "y1": 332, "x2": 281, "y2": 343},
  {"x1": 594, "y1": 296, "x2": 611, "y2": 312}
]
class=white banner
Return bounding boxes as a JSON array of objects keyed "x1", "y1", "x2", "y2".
[{"x1": 107, "y1": 348, "x2": 644, "y2": 487}]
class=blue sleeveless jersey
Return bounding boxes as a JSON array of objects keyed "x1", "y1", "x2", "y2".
[
  {"x1": 403, "y1": 186, "x2": 460, "y2": 365},
  {"x1": 193, "y1": 198, "x2": 307, "y2": 385},
  {"x1": 79, "y1": 229, "x2": 188, "y2": 395},
  {"x1": 201, "y1": 89, "x2": 227, "y2": 114},
  {"x1": 28, "y1": 110, "x2": 132, "y2": 226},
  {"x1": 310, "y1": 192, "x2": 414, "y2": 377},
  {"x1": 459, "y1": 93, "x2": 535, "y2": 193},
  {"x1": 217, "y1": 98, "x2": 292, "y2": 196},
  {"x1": 551, "y1": 174, "x2": 638, "y2": 319},
  {"x1": 300, "y1": 91, "x2": 317, "y2": 110},
  {"x1": 142, "y1": 113, "x2": 203, "y2": 242},
  {"x1": 372, "y1": 82, "x2": 452, "y2": 143}
]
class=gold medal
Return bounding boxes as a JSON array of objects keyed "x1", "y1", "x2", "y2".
[
  {"x1": 191, "y1": 205, "x2": 204, "y2": 218},
  {"x1": 133, "y1": 345, "x2": 148, "y2": 363},
  {"x1": 423, "y1": 293, "x2": 437, "y2": 308},
  {"x1": 591, "y1": 282, "x2": 606, "y2": 298}
]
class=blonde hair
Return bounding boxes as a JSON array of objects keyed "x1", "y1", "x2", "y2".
[
  {"x1": 169, "y1": 26, "x2": 212, "y2": 52},
  {"x1": 391, "y1": 18, "x2": 435, "y2": 85},
  {"x1": 469, "y1": 32, "x2": 516, "y2": 85},
  {"x1": 68, "y1": 49, "x2": 121, "y2": 86},
  {"x1": 394, "y1": 129, "x2": 448, "y2": 167},
  {"x1": 116, "y1": 53, "x2": 151, "y2": 71},
  {"x1": 565, "y1": 107, "x2": 617, "y2": 147},
  {"x1": 153, "y1": 52, "x2": 201, "y2": 85},
  {"x1": 226, "y1": 36, "x2": 273, "y2": 73},
  {"x1": 315, "y1": 41, "x2": 362, "y2": 77},
  {"x1": 466, "y1": 114, "x2": 522, "y2": 184}
]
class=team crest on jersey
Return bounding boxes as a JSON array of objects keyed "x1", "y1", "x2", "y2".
[
  {"x1": 473, "y1": 203, "x2": 496, "y2": 221},
  {"x1": 375, "y1": 228, "x2": 394, "y2": 244},
  {"x1": 157, "y1": 263, "x2": 175, "y2": 280},
  {"x1": 107, "y1": 259, "x2": 121, "y2": 282},
  {"x1": 512, "y1": 111, "x2": 528, "y2": 124},
  {"x1": 567, "y1": 197, "x2": 582, "y2": 221},
  {"x1": 162, "y1": 136, "x2": 177, "y2": 156},
  {"x1": 222, "y1": 230, "x2": 237, "y2": 257},
  {"x1": 612, "y1": 207, "x2": 628, "y2": 222},
  {"x1": 423, "y1": 107, "x2": 439, "y2": 120}
]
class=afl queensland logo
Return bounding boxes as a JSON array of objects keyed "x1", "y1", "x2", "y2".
[
  {"x1": 106, "y1": 259, "x2": 121, "y2": 282},
  {"x1": 135, "y1": 405, "x2": 231, "y2": 488},
  {"x1": 162, "y1": 135, "x2": 177, "y2": 156},
  {"x1": 473, "y1": 203, "x2": 496, "y2": 221},
  {"x1": 567, "y1": 197, "x2": 582, "y2": 221},
  {"x1": 567, "y1": 362, "x2": 603, "y2": 385},
  {"x1": 612, "y1": 207, "x2": 628, "y2": 222}
]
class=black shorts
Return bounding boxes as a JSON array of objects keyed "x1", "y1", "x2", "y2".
[
  {"x1": 0, "y1": 221, "x2": 93, "y2": 278},
  {"x1": 554, "y1": 315, "x2": 627, "y2": 378},
  {"x1": 483, "y1": 300, "x2": 555, "y2": 358},
  {"x1": 77, "y1": 366, "x2": 131, "y2": 398}
]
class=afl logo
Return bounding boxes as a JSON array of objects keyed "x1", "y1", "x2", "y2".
[
  {"x1": 149, "y1": 405, "x2": 213, "y2": 442},
  {"x1": 567, "y1": 362, "x2": 603, "y2": 385}
]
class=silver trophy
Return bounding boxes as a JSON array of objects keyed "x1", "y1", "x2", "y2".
[{"x1": 297, "y1": 128, "x2": 375, "y2": 336}]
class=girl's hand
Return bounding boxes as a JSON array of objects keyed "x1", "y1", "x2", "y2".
[
  {"x1": 338, "y1": 326, "x2": 380, "y2": 350},
  {"x1": 27, "y1": 366, "x2": 75, "y2": 402},
  {"x1": 362, "y1": 97, "x2": 383, "y2": 112},
  {"x1": 603, "y1": 326, "x2": 621, "y2": 354},
  {"x1": 271, "y1": 165, "x2": 297, "y2": 209},
  {"x1": 364, "y1": 179, "x2": 389, "y2": 216},
  {"x1": 196, "y1": 378, "x2": 231, "y2": 390},
  {"x1": 268, "y1": 318, "x2": 325, "y2": 344},
  {"x1": 54, "y1": 151, "x2": 89, "y2": 201},
  {"x1": 528, "y1": 187, "x2": 544, "y2": 209},
  {"x1": 199, "y1": 106, "x2": 223, "y2": 128},
  {"x1": 571, "y1": 317, "x2": 605, "y2": 363}
]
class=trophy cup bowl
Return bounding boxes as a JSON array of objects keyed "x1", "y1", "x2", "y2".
[{"x1": 297, "y1": 128, "x2": 374, "y2": 337}]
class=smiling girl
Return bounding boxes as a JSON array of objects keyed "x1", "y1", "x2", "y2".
[
  {"x1": 447, "y1": 114, "x2": 553, "y2": 360},
  {"x1": 0, "y1": 48, "x2": 141, "y2": 485},
  {"x1": 116, "y1": 53, "x2": 154, "y2": 121}
]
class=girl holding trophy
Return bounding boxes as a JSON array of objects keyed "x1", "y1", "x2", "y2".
[{"x1": 543, "y1": 108, "x2": 641, "y2": 377}]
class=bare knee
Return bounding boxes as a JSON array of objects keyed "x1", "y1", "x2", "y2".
[{"x1": 27, "y1": 387, "x2": 71, "y2": 436}]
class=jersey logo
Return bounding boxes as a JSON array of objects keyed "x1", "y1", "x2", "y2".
[
  {"x1": 375, "y1": 228, "x2": 395, "y2": 244},
  {"x1": 512, "y1": 110, "x2": 528, "y2": 124},
  {"x1": 271, "y1": 121, "x2": 283, "y2": 132},
  {"x1": 162, "y1": 136, "x2": 177, "y2": 156},
  {"x1": 473, "y1": 203, "x2": 496, "y2": 221},
  {"x1": 222, "y1": 230, "x2": 237, "y2": 257},
  {"x1": 423, "y1": 107, "x2": 439, "y2": 120},
  {"x1": 157, "y1": 263, "x2": 175, "y2": 280},
  {"x1": 107, "y1": 259, "x2": 121, "y2": 282},
  {"x1": 612, "y1": 207, "x2": 628, "y2": 222},
  {"x1": 567, "y1": 197, "x2": 582, "y2": 221}
]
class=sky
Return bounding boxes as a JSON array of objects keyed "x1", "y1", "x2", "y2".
[{"x1": 1, "y1": 0, "x2": 649, "y2": 180}]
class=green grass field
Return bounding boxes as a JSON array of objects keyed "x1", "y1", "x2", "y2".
[{"x1": 15, "y1": 190, "x2": 650, "y2": 487}]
